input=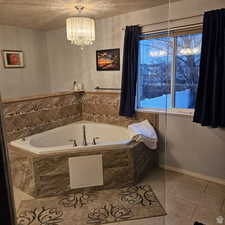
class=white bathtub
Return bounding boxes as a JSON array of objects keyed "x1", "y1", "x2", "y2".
[{"x1": 10, "y1": 121, "x2": 135, "y2": 154}]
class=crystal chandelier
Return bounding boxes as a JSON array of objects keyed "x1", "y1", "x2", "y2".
[{"x1": 66, "y1": 6, "x2": 95, "y2": 49}]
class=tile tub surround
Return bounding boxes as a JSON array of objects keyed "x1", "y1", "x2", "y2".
[
  {"x1": 3, "y1": 91, "x2": 83, "y2": 141},
  {"x1": 8, "y1": 142, "x2": 157, "y2": 198},
  {"x1": 2, "y1": 91, "x2": 159, "y2": 142},
  {"x1": 4, "y1": 91, "x2": 159, "y2": 197},
  {"x1": 82, "y1": 92, "x2": 159, "y2": 129}
]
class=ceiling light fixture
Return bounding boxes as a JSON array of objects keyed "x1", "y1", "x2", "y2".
[{"x1": 66, "y1": 5, "x2": 95, "y2": 49}]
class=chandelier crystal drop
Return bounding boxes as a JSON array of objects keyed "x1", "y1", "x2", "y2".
[{"x1": 66, "y1": 6, "x2": 95, "y2": 49}]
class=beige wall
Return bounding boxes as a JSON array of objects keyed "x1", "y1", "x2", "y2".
[
  {"x1": 46, "y1": 28, "x2": 83, "y2": 92},
  {"x1": 0, "y1": 25, "x2": 50, "y2": 99},
  {"x1": 159, "y1": 114, "x2": 225, "y2": 180}
]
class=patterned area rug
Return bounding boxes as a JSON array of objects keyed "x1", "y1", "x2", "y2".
[{"x1": 17, "y1": 184, "x2": 166, "y2": 225}]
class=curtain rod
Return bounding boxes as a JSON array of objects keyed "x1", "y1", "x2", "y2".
[
  {"x1": 121, "y1": 14, "x2": 203, "y2": 31},
  {"x1": 141, "y1": 22, "x2": 202, "y2": 35}
]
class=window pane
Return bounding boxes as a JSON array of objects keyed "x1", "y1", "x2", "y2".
[
  {"x1": 175, "y1": 33, "x2": 202, "y2": 108},
  {"x1": 137, "y1": 37, "x2": 172, "y2": 109}
]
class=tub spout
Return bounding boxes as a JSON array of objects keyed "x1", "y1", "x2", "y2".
[
  {"x1": 83, "y1": 125, "x2": 88, "y2": 146},
  {"x1": 92, "y1": 137, "x2": 100, "y2": 145}
]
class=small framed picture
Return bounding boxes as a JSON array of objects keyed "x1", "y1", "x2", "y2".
[
  {"x1": 96, "y1": 48, "x2": 120, "y2": 71},
  {"x1": 2, "y1": 50, "x2": 25, "y2": 68}
]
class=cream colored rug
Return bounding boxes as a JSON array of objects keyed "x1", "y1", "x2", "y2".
[{"x1": 17, "y1": 184, "x2": 166, "y2": 225}]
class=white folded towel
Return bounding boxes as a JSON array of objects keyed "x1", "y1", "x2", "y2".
[{"x1": 128, "y1": 120, "x2": 158, "y2": 150}]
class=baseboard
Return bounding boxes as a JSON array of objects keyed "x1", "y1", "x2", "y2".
[{"x1": 159, "y1": 164, "x2": 225, "y2": 186}]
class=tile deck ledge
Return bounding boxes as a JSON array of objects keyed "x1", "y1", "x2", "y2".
[
  {"x1": 2, "y1": 91, "x2": 84, "y2": 104},
  {"x1": 2, "y1": 90, "x2": 122, "y2": 104}
]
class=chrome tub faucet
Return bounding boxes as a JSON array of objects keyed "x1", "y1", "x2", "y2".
[
  {"x1": 83, "y1": 125, "x2": 88, "y2": 146},
  {"x1": 69, "y1": 139, "x2": 77, "y2": 147}
]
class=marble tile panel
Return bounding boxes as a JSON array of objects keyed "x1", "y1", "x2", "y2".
[
  {"x1": 33, "y1": 156, "x2": 69, "y2": 177},
  {"x1": 102, "y1": 149, "x2": 129, "y2": 168},
  {"x1": 51, "y1": 94, "x2": 81, "y2": 108},
  {"x1": 4, "y1": 93, "x2": 83, "y2": 141},
  {"x1": 36, "y1": 173, "x2": 70, "y2": 197},
  {"x1": 3, "y1": 98, "x2": 52, "y2": 117},
  {"x1": 81, "y1": 93, "x2": 158, "y2": 129},
  {"x1": 8, "y1": 148, "x2": 36, "y2": 196},
  {"x1": 4, "y1": 92, "x2": 159, "y2": 142}
]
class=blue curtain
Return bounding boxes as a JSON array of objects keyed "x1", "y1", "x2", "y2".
[
  {"x1": 119, "y1": 25, "x2": 141, "y2": 117},
  {"x1": 193, "y1": 9, "x2": 225, "y2": 128}
]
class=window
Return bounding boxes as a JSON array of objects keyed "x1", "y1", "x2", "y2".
[{"x1": 136, "y1": 30, "x2": 202, "y2": 113}]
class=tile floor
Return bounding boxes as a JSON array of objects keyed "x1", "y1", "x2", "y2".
[{"x1": 14, "y1": 168, "x2": 225, "y2": 225}]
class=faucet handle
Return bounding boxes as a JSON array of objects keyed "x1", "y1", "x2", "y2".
[
  {"x1": 92, "y1": 137, "x2": 100, "y2": 145},
  {"x1": 69, "y1": 139, "x2": 77, "y2": 147}
]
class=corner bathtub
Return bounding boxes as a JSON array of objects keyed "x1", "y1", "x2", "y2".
[
  {"x1": 10, "y1": 121, "x2": 135, "y2": 154},
  {"x1": 8, "y1": 121, "x2": 157, "y2": 198}
]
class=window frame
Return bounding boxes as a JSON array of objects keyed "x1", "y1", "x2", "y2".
[{"x1": 136, "y1": 26, "x2": 202, "y2": 116}]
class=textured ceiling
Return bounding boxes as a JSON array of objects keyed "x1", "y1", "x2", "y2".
[{"x1": 0, "y1": 0, "x2": 172, "y2": 30}]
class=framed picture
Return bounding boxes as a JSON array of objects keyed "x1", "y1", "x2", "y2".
[
  {"x1": 2, "y1": 50, "x2": 25, "y2": 68},
  {"x1": 96, "y1": 48, "x2": 120, "y2": 71}
]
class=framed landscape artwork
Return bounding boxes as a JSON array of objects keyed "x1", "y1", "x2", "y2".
[
  {"x1": 2, "y1": 50, "x2": 25, "y2": 68},
  {"x1": 96, "y1": 48, "x2": 120, "y2": 71}
]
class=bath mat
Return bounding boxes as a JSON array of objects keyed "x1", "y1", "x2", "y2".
[{"x1": 17, "y1": 184, "x2": 166, "y2": 225}]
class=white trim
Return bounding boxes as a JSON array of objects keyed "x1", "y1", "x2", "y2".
[
  {"x1": 160, "y1": 164, "x2": 225, "y2": 186},
  {"x1": 136, "y1": 108, "x2": 194, "y2": 117}
]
